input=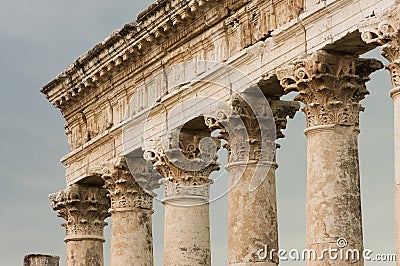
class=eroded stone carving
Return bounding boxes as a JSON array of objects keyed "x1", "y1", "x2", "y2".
[
  {"x1": 49, "y1": 184, "x2": 110, "y2": 240},
  {"x1": 277, "y1": 50, "x2": 383, "y2": 128},
  {"x1": 98, "y1": 157, "x2": 154, "y2": 211},
  {"x1": 360, "y1": 7, "x2": 400, "y2": 88},
  {"x1": 205, "y1": 90, "x2": 298, "y2": 163},
  {"x1": 146, "y1": 129, "x2": 220, "y2": 188},
  {"x1": 23, "y1": 254, "x2": 60, "y2": 266}
]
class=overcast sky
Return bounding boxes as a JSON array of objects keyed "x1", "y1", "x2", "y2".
[{"x1": 0, "y1": 1, "x2": 396, "y2": 265}]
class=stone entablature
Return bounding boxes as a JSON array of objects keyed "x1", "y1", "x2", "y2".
[
  {"x1": 41, "y1": 0, "x2": 307, "y2": 152},
  {"x1": 46, "y1": 0, "x2": 393, "y2": 186},
  {"x1": 41, "y1": 0, "x2": 306, "y2": 111}
]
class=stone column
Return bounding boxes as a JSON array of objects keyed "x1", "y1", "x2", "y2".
[
  {"x1": 360, "y1": 9, "x2": 400, "y2": 262},
  {"x1": 99, "y1": 156, "x2": 155, "y2": 266},
  {"x1": 49, "y1": 184, "x2": 110, "y2": 266},
  {"x1": 146, "y1": 128, "x2": 220, "y2": 266},
  {"x1": 278, "y1": 50, "x2": 382, "y2": 265},
  {"x1": 23, "y1": 254, "x2": 60, "y2": 266},
  {"x1": 206, "y1": 90, "x2": 298, "y2": 266}
]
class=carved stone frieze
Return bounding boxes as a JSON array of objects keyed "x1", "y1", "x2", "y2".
[
  {"x1": 49, "y1": 184, "x2": 110, "y2": 241},
  {"x1": 274, "y1": 0, "x2": 304, "y2": 28},
  {"x1": 277, "y1": 50, "x2": 383, "y2": 128},
  {"x1": 98, "y1": 157, "x2": 154, "y2": 211},
  {"x1": 360, "y1": 6, "x2": 400, "y2": 89},
  {"x1": 145, "y1": 129, "x2": 220, "y2": 187},
  {"x1": 41, "y1": 0, "x2": 307, "y2": 115}
]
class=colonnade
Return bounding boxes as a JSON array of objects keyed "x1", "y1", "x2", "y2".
[{"x1": 49, "y1": 9, "x2": 400, "y2": 266}]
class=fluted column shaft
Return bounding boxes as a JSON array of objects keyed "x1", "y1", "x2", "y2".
[
  {"x1": 360, "y1": 9, "x2": 400, "y2": 263},
  {"x1": 50, "y1": 184, "x2": 110, "y2": 266},
  {"x1": 147, "y1": 128, "x2": 220, "y2": 266},
  {"x1": 278, "y1": 50, "x2": 382, "y2": 265},
  {"x1": 99, "y1": 156, "x2": 155, "y2": 266}
]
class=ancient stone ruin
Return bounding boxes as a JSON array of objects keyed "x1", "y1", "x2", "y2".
[{"x1": 38, "y1": 0, "x2": 400, "y2": 265}]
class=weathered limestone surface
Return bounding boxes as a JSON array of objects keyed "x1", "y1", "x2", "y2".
[
  {"x1": 205, "y1": 89, "x2": 299, "y2": 265},
  {"x1": 97, "y1": 156, "x2": 154, "y2": 266},
  {"x1": 227, "y1": 162, "x2": 278, "y2": 266},
  {"x1": 278, "y1": 50, "x2": 382, "y2": 265},
  {"x1": 163, "y1": 182, "x2": 212, "y2": 265},
  {"x1": 23, "y1": 254, "x2": 60, "y2": 266},
  {"x1": 146, "y1": 128, "x2": 220, "y2": 266},
  {"x1": 49, "y1": 184, "x2": 110, "y2": 266}
]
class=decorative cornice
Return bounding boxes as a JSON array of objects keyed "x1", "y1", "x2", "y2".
[
  {"x1": 40, "y1": 0, "x2": 308, "y2": 114},
  {"x1": 40, "y1": 0, "x2": 227, "y2": 110},
  {"x1": 97, "y1": 157, "x2": 155, "y2": 212},
  {"x1": 145, "y1": 129, "x2": 220, "y2": 186},
  {"x1": 49, "y1": 184, "x2": 110, "y2": 241},
  {"x1": 277, "y1": 50, "x2": 383, "y2": 128},
  {"x1": 359, "y1": 6, "x2": 400, "y2": 89}
]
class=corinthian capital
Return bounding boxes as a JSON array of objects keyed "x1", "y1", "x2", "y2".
[
  {"x1": 49, "y1": 184, "x2": 110, "y2": 241},
  {"x1": 98, "y1": 157, "x2": 155, "y2": 212},
  {"x1": 359, "y1": 6, "x2": 400, "y2": 89},
  {"x1": 270, "y1": 99, "x2": 299, "y2": 139},
  {"x1": 205, "y1": 89, "x2": 299, "y2": 162},
  {"x1": 359, "y1": 6, "x2": 400, "y2": 46},
  {"x1": 146, "y1": 128, "x2": 220, "y2": 187},
  {"x1": 277, "y1": 50, "x2": 382, "y2": 128}
]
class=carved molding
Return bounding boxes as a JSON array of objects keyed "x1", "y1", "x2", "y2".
[
  {"x1": 359, "y1": 6, "x2": 400, "y2": 90},
  {"x1": 98, "y1": 157, "x2": 155, "y2": 211},
  {"x1": 163, "y1": 180, "x2": 210, "y2": 203},
  {"x1": 277, "y1": 50, "x2": 383, "y2": 128},
  {"x1": 145, "y1": 129, "x2": 220, "y2": 187},
  {"x1": 49, "y1": 184, "x2": 110, "y2": 241}
]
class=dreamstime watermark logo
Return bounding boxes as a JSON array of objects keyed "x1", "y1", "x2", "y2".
[
  {"x1": 256, "y1": 238, "x2": 396, "y2": 262},
  {"x1": 121, "y1": 60, "x2": 276, "y2": 205}
]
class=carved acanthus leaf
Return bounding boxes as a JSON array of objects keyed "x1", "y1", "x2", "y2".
[
  {"x1": 277, "y1": 50, "x2": 383, "y2": 128},
  {"x1": 98, "y1": 157, "x2": 155, "y2": 211},
  {"x1": 205, "y1": 91, "x2": 299, "y2": 162},
  {"x1": 359, "y1": 6, "x2": 400, "y2": 88},
  {"x1": 145, "y1": 129, "x2": 220, "y2": 187},
  {"x1": 49, "y1": 184, "x2": 110, "y2": 239}
]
